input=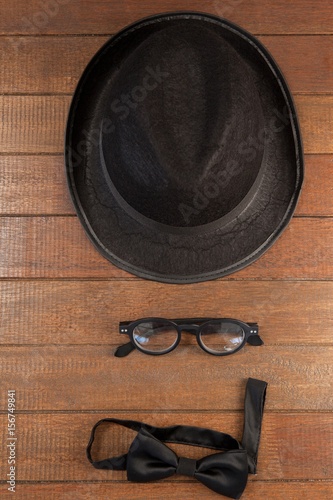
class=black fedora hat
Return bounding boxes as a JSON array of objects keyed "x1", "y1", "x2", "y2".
[{"x1": 65, "y1": 11, "x2": 303, "y2": 284}]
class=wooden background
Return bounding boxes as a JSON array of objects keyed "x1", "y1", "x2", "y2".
[{"x1": 0, "y1": 1, "x2": 332, "y2": 498}]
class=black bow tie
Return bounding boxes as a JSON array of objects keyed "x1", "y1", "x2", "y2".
[{"x1": 126, "y1": 427, "x2": 248, "y2": 498}]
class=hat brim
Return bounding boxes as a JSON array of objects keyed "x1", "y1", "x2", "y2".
[{"x1": 65, "y1": 12, "x2": 303, "y2": 284}]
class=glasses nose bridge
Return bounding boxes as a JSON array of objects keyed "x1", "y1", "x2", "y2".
[{"x1": 177, "y1": 323, "x2": 199, "y2": 334}]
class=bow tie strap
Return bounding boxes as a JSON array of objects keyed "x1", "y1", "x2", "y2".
[
  {"x1": 241, "y1": 378, "x2": 268, "y2": 474},
  {"x1": 87, "y1": 418, "x2": 243, "y2": 470},
  {"x1": 86, "y1": 417, "x2": 144, "y2": 470},
  {"x1": 144, "y1": 422, "x2": 241, "y2": 450}
]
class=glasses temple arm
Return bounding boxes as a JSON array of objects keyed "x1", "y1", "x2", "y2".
[{"x1": 114, "y1": 342, "x2": 135, "y2": 357}]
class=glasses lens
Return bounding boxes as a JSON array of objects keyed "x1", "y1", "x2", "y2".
[
  {"x1": 133, "y1": 321, "x2": 178, "y2": 353},
  {"x1": 199, "y1": 321, "x2": 245, "y2": 354}
]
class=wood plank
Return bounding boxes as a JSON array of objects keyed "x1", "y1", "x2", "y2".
[
  {"x1": 297, "y1": 96, "x2": 333, "y2": 154},
  {"x1": 0, "y1": 216, "x2": 128, "y2": 278},
  {"x1": 0, "y1": 154, "x2": 331, "y2": 216},
  {"x1": 0, "y1": 96, "x2": 68, "y2": 153},
  {"x1": 0, "y1": 347, "x2": 332, "y2": 410},
  {"x1": 0, "y1": 217, "x2": 332, "y2": 279},
  {"x1": 259, "y1": 36, "x2": 333, "y2": 94},
  {"x1": 3, "y1": 481, "x2": 332, "y2": 500},
  {"x1": 296, "y1": 155, "x2": 333, "y2": 216},
  {"x1": 0, "y1": 0, "x2": 332, "y2": 35},
  {"x1": 0, "y1": 96, "x2": 331, "y2": 154},
  {"x1": 0, "y1": 413, "x2": 332, "y2": 480},
  {"x1": 0, "y1": 36, "x2": 107, "y2": 94},
  {"x1": 1, "y1": 36, "x2": 333, "y2": 94},
  {"x1": 1, "y1": 281, "x2": 332, "y2": 345},
  {"x1": 235, "y1": 217, "x2": 333, "y2": 280},
  {"x1": 0, "y1": 156, "x2": 73, "y2": 215}
]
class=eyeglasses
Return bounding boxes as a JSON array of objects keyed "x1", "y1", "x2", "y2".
[{"x1": 115, "y1": 318, "x2": 263, "y2": 357}]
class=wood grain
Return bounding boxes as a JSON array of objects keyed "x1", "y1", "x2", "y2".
[
  {"x1": 259, "y1": 35, "x2": 333, "y2": 94},
  {"x1": 0, "y1": 216, "x2": 128, "y2": 278},
  {"x1": 0, "y1": 36, "x2": 108, "y2": 94},
  {"x1": 0, "y1": 96, "x2": 68, "y2": 153},
  {"x1": 2, "y1": 481, "x2": 332, "y2": 500},
  {"x1": 0, "y1": 347, "x2": 332, "y2": 410},
  {"x1": 1, "y1": 281, "x2": 332, "y2": 345},
  {"x1": 0, "y1": 0, "x2": 332, "y2": 35},
  {"x1": 0, "y1": 95, "x2": 332, "y2": 154},
  {"x1": 0, "y1": 217, "x2": 332, "y2": 279},
  {"x1": 0, "y1": 413, "x2": 332, "y2": 480},
  {"x1": 0, "y1": 156, "x2": 73, "y2": 215},
  {"x1": 1, "y1": 154, "x2": 332, "y2": 216},
  {"x1": 297, "y1": 96, "x2": 333, "y2": 154},
  {"x1": 296, "y1": 155, "x2": 333, "y2": 216},
  {"x1": 1, "y1": 35, "x2": 332, "y2": 94},
  {"x1": 231, "y1": 217, "x2": 333, "y2": 279}
]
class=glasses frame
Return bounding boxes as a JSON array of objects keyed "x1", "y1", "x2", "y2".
[{"x1": 116, "y1": 317, "x2": 262, "y2": 357}]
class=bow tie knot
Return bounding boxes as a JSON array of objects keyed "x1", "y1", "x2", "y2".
[{"x1": 176, "y1": 456, "x2": 197, "y2": 477}]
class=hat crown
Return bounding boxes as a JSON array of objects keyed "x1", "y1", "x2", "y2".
[{"x1": 100, "y1": 21, "x2": 265, "y2": 227}]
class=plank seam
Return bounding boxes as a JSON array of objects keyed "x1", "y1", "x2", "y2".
[
  {"x1": 0, "y1": 479, "x2": 332, "y2": 484},
  {"x1": 0, "y1": 409, "x2": 332, "y2": 415},
  {"x1": 0, "y1": 32, "x2": 333, "y2": 37},
  {"x1": 1, "y1": 92, "x2": 332, "y2": 97}
]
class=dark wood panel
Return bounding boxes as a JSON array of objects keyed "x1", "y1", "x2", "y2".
[
  {"x1": 5, "y1": 481, "x2": 332, "y2": 500},
  {"x1": 0, "y1": 217, "x2": 332, "y2": 279},
  {"x1": 1, "y1": 36, "x2": 332, "y2": 94},
  {"x1": 0, "y1": 0, "x2": 332, "y2": 35},
  {"x1": 0, "y1": 96, "x2": 331, "y2": 154},
  {"x1": 1, "y1": 281, "x2": 332, "y2": 345},
  {"x1": 0, "y1": 347, "x2": 332, "y2": 410},
  {"x1": 0, "y1": 413, "x2": 332, "y2": 480},
  {"x1": 0, "y1": 154, "x2": 331, "y2": 216}
]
